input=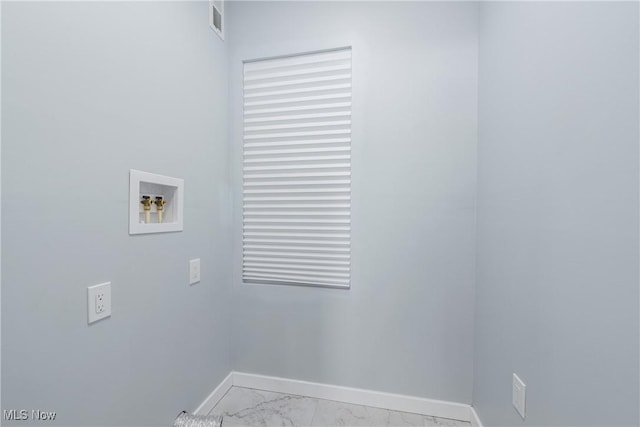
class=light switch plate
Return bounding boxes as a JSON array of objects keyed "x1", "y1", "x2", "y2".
[
  {"x1": 512, "y1": 373, "x2": 526, "y2": 419},
  {"x1": 87, "y1": 282, "x2": 111, "y2": 324},
  {"x1": 189, "y1": 259, "x2": 201, "y2": 285}
]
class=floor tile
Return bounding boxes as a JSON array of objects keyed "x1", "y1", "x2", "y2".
[
  {"x1": 210, "y1": 387, "x2": 471, "y2": 427},
  {"x1": 310, "y1": 399, "x2": 390, "y2": 427},
  {"x1": 211, "y1": 387, "x2": 318, "y2": 427}
]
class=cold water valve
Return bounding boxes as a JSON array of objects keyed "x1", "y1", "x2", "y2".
[{"x1": 154, "y1": 196, "x2": 167, "y2": 224}]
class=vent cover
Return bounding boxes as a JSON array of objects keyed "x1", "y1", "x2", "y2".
[
  {"x1": 209, "y1": 0, "x2": 224, "y2": 40},
  {"x1": 242, "y1": 47, "x2": 352, "y2": 288}
]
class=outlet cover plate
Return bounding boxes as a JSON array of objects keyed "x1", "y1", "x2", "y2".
[
  {"x1": 88, "y1": 282, "x2": 111, "y2": 324},
  {"x1": 512, "y1": 373, "x2": 526, "y2": 419},
  {"x1": 189, "y1": 259, "x2": 201, "y2": 285}
]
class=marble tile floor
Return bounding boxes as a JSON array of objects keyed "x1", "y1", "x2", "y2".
[{"x1": 209, "y1": 386, "x2": 471, "y2": 427}]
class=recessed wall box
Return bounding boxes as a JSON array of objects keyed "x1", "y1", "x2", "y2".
[{"x1": 129, "y1": 170, "x2": 184, "y2": 235}]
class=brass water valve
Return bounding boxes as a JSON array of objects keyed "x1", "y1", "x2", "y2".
[
  {"x1": 154, "y1": 196, "x2": 167, "y2": 223},
  {"x1": 140, "y1": 195, "x2": 153, "y2": 224}
]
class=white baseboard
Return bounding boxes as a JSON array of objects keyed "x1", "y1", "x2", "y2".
[
  {"x1": 193, "y1": 372, "x2": 234, "y2": 415},
  {"x1": 232, "y1": 372, "x2": 472, "y2": 422},
  {"x1": 194, "y1": 371, "x2": 476, "y2": 422},
  {"x1": 469, "y1": 406, "x2": 483, "y2": 426}
]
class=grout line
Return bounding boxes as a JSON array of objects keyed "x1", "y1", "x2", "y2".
[{"x1": 308, "y1": 396, "x2": 320, "y2": 426}]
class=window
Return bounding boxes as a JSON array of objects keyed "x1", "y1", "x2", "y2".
[{"x1": 242, "y1": 47, "x2": 352, "y2": 288}]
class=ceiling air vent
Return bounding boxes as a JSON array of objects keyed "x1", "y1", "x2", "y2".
[{"x1": 209, "y1": 0, "x2": 224, "y2": 40}]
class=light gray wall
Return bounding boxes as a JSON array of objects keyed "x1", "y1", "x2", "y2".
[
  {"x1": 227, "y1": 1, "x2": 478, "y2": 404},
  {"x1": 0, "y1": 1, "x2": 3, "y2": 413},
  {"x1": 1, "y1": 2, "x2": 232, "y2": 426},
  {"x1": 473, "y1": 2, "x2": 639, "y2": 426}
]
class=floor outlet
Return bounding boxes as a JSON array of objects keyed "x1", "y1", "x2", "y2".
[
  {"x1": 512, "y1": 373, "x2": 526, "y2": 419},
  {"x1": 189, "y1": 259, "x2": 201, "y2": 285},
  {"x1": 88, "y1": 282, "x2": 111, "y2": 324}
]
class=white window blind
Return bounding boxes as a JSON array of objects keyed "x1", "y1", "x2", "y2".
[{"x1": 242, "y1": 47, "x2": 352, "y2": 288}]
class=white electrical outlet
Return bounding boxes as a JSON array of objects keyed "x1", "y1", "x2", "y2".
[
  {"x1": 87, "y1": 282, "x2": 111, "y2": 324},
  {"x1": 189, "y1": 259, "x2": 201, "y2": 285},
  {"x1": 96, "y1": 292, "x2": 105, "y2": 313},
  {"x1": 512, "y1": 373, "x2": 526, "y2": 419}
]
